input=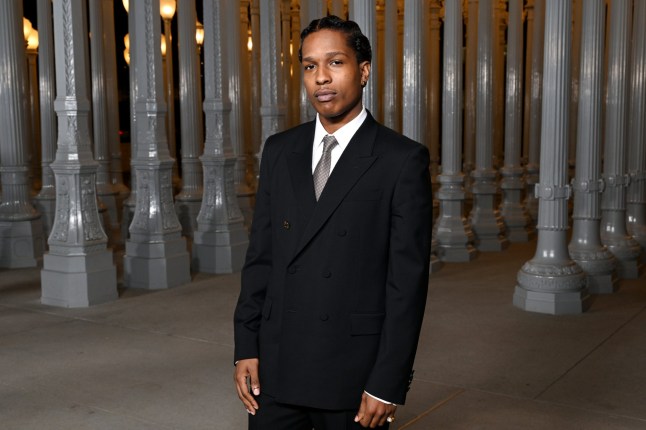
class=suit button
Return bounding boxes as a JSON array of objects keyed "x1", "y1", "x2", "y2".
[
  {"x1": 319, "y1": 314, "x2": 329, "y2": 321},
  {"x1": 283, "y1": 220, "x2": 290, "y2": 229},
  {"x1": 337, "y1": 229, "x2": 347, "y2": 237},
  {"x1": 322, "y1": 271, "x2": 331, "y2": 278}
]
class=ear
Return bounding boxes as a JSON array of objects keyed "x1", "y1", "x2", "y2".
[{"x1": 359, "y1": 61, "x2": 371, "y2": 86}]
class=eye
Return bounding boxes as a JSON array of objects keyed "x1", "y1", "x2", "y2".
[
  {"x1": 304, "y1": 64, "x2": 315, "y2": 71},
  {"x1": 330, "y1": 60, "x2": 343, "y2": 66}
]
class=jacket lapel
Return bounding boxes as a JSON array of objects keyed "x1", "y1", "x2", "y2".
[
  {"x1": 291, "y1": 114, "x2": 379, "y2": 261},
  {"x1": 286, "y1": 122, "x2": 317, "y2": 221}
]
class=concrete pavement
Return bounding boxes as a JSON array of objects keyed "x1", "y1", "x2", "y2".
[{"x1": 1, "y1": 241, "x2": 645, "y2": 429}]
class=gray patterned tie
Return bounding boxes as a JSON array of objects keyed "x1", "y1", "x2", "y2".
[{"x1": 313, "y1": 135, "x2": 338, "y2": 200}]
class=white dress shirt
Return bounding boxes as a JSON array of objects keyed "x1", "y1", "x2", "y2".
[{"x1": 311, "y1": 107, "x2": 368, "y2": 173}]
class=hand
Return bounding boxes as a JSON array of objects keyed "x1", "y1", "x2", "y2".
[
  {"x1": 354, "y1": 392, "x2": 397, "y2": 428},
  {"x1": 233, "y1": 358, "x2": 260, "y2": 415}
]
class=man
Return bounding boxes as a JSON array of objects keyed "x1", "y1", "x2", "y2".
[{"x1": 234, "y1": 15, "x2": 432, "y2": 429}]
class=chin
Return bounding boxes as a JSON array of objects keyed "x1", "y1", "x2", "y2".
[{"x1": 319, "y1": 109, "x2": 345, "y2": 119}]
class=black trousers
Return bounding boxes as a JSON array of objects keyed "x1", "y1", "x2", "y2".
[{"x1": 248, "y1": 392, "x2": 390, "y2": 430}]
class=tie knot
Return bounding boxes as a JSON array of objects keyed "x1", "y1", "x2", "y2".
[{"x1": 322, "y1": 135, "x2": 338, "y2": 153}]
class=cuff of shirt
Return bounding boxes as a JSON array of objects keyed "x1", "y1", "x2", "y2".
[{"x1": 365, "y1": 391, "x2": 397, "y2": 406}]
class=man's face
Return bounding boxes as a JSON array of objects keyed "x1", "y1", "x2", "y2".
[{"x1": 301, "y1": 29, "x2": 371, "y2": 133}]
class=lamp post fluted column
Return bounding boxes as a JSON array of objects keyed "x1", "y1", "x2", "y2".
[
  {"x1": 241, "y1": 0, "x2": 255, "y2": 171},
  {"x1": 89, "y1": 0, "x2": 121, "y2": 246},
  {"x1": 192, "y1": 0, "x2": 249, "y2": 274},
  {"x1": 228, "y1": 0, "x2": 255, "y2": 230},
  {"x1": 435, "y1": 0, "x2": 476, "y2": 262},
  {"x1": 568, "y1": 0, "x2": 617, "y2": 294},
  {"x1": 468, "y1": 0, "x2": 508, "y2": 252},
  {"x1": 524, "y1": 0, "x2": 545, "y2": 222},
  {"x1": 428, "y1": 0, "x2": 441, "y2": 181},
  {"x1": 290, "y1": 0, "x2": 301, "y2": 128},
  {"x1": 403, "y1": 0, "x2": 441, "y2": 272},
  {"x1": 500, "y1": 0, "x2": 532, "y2": 242},
  {"x1": 492, "y1": 0, "x2": 506, "y2": 168},
  {"x1": 250, "y1": 0, "x2": 262, "y2": 166},
  {"x1": 123, "y1": 0, "x2": 190, "y2": 289},
  {"x1": 122, "y1": 6, "x2": 138, "y2": 243},
  {"x1": 259, "y1": 0, "x2": 286, "y2": 155},
  {"x1": 626, "y1": 0, "x2": 646, "y2": 252},
  {"x1": 568, "y1": 0, "x2": 583, "y2": 175},
  {"x1": 349, "y1": 0, "x2": 379, "y2": 120},
  {"x1": 33, "y1": 0, "x2": 58, "y2": 238},
  {"x1": 463, "y1": 0, "x2": 479, "y2": 201},
  {"x1": 382, "y1": 0, "x2": 400, "y2": 131},
  {"x1": 514, "y1": 0, "x2": 588, "y2": 315},
  {"x1": 161, "y1": 2, "x2": 180, "y2": 192},
  {"x1": 281, "y1": 0, "x2": 293, "y2": 127},
  {"x1": 0, "y1": 2, "x2": 43, "y2": 268},
  {"x1": 522, "y1": 0, "x2": 534, "y2": 168},
  {"x1": 175, "y1": 0, "x2": 204, "y2": 240},
  {"x1": 41, "y1": 0, "x2": 117, "y2": 307},
  {"x1": 600, "y1": 0, "x2": 642, "y2": 279}
]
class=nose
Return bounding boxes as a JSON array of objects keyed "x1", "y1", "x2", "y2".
[{"x1": 315, "y1": 67, "x2": 331, "y2": 85}]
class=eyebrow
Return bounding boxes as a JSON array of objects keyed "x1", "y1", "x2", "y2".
[{"x1": 302, "y1": 51, "x2": 349, "y2": 63}]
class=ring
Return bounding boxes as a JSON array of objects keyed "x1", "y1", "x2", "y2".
[{"x1": 387, "y1": 416, "x2": 395, "y2": 423}]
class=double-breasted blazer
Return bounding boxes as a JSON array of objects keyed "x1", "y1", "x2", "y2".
[{"x1": 234, "y1": 112, "x2": 433, "y2": 410}]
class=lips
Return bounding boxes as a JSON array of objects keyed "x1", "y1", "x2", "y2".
[{"x1": 314, "y1": 89, "x2": 336, "y2": 102}]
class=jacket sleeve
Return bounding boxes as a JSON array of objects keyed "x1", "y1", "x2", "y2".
[
  {"x1": 233, "y1": 137, "x2": 276, "y2": 362},
  {"x1": 364, "y1": 143, "x2": 433, "y2": 404}
]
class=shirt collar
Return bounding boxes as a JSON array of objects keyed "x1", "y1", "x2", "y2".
[{"x1": 313, "y1": 107, "x2": 368, "y2": 150}]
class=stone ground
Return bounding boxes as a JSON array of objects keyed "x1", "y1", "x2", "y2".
[{"x1": 1, "y1": 240, "x2": 645, "y2": 429}]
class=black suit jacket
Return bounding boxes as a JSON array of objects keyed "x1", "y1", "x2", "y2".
[{"x1": 234, "y1": 113, "x2": 432, "y2": 410}]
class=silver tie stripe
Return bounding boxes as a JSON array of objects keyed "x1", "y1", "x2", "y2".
[{"x1": 313, "y1": 135, "x2": 338, "y2": 200}]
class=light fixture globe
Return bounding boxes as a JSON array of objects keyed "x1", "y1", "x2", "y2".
[
  {"x1": 195, "y1": 21, "x2": 204, "y2": 47},
  {"x1": 160, "y1": 0, "x2": 176, "y2": 20}
]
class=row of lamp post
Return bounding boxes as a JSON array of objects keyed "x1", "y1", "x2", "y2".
[{"x1": 21, "y1": 1, "x2": 206, "y2": 242}]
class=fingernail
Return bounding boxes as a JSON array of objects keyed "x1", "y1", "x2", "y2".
[
  {"x1": 253, "y1": 388, "x2": 260, "y2": 395},
  {"x1": 247, "y1": 409, "x2": 254, "y2": 415},
  {"x1": 354, "y1": 416, "x2": 359, "y2": 422}
]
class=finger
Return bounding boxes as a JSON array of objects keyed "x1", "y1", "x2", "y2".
[
  {"x1": 234, "y1": 375, "x2": 256, "y2": 413},
  {"x1": 368, "y1": 411, "x2": 383, "y2": 428},
  {"x1": 361, "y1": 414, "x2": 375, "y2": 428},
  {"x1": 380, "y1": 406, "x2": 396, "y2": 427},
  {"x1": 242, "y1": 375, "x2": 260, "y2": 410},
  {"x1": 354, "y1": 394, "x2": 368, "y2": 424},
  {"x1": 377, "y1": 414, "x2": 388, "y2": 427},
  {"x1": 233, "y1": 378, "x2": 252, "y2": 412},
  {"x1": 234, "y1": 371, "x2": 259, "y2": 412},
  {"x1": 249, "y1": 369, "x2": 261, "y2": 396},
  {"x1": 360, "y1": 408, "x2": 377, "y2": 428}
]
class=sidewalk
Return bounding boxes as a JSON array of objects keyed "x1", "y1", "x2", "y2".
[{"x1": 1, "y1": 241, "x2": 645, "y2": 429}]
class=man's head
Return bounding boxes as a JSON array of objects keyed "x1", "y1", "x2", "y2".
[{"x1": 299, "y1": 16, "x2": 372, "y2": 133}]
